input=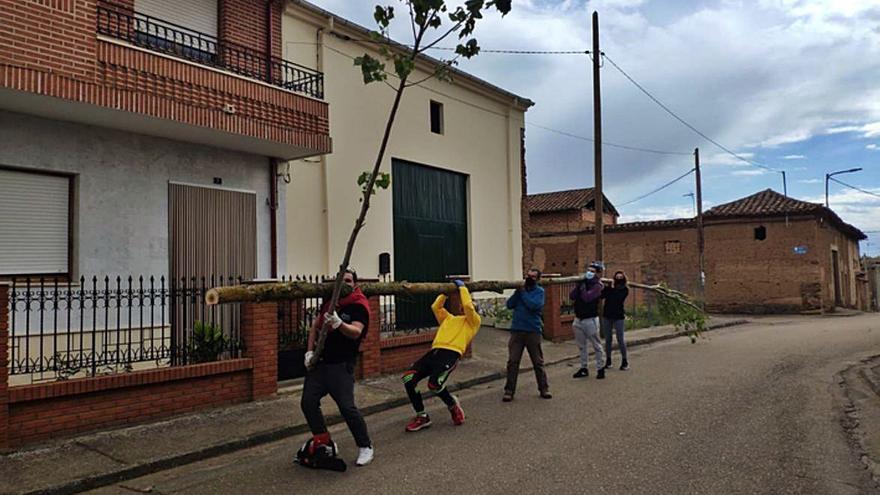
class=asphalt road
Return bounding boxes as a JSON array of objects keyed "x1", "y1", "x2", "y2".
[{"x1": 90, "y1": 315, "x2": 880, "y2": 495}]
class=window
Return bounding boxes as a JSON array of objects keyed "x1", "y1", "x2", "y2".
[
  {"x1": 754, "y1": 226, "x2": 767, "y2": 241},
  {"x1": 665, "y1": 240, "x2": 681, "y2": 254},
  {"x1": 430, "y1": 100, "x2": 444, "y2": 134},
  {"x1": 0, "y1": 168, "x2": 72, "y2": 277}
]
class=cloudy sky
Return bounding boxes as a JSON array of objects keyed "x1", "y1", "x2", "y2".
[{"x1": 308, "y1": 0, "x2": 880, "y2": 255}]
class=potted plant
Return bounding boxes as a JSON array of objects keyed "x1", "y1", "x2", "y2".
[{"x1": 188, "y1": 321, "x2": 231, "y2": 364}]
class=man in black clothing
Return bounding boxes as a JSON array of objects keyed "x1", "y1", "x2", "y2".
[{"x1": 299, "y1": 269, "x2": 374, "y2": 469}]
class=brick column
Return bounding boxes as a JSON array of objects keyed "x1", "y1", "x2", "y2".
[
  {"x1": 0, "y1": 282, "x2": 9, "y2": 450},
  {"x1": 358, "y1": 294, "x2": 382, "y2": 379},
  {"x1": 241, "y1": 302, "x2": 278, "y2": 400},
  {"x1": 542, "y1": 284, "x2": 561, "y2": 341}
]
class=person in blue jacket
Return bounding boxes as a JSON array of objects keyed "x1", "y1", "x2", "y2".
[{"x1": 502, "y1": 268, "x2": 551, "y2": 402}]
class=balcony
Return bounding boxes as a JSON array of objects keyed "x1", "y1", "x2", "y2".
[{"x1": 96, "y1": 1, "x2": 324, "y2": 100}]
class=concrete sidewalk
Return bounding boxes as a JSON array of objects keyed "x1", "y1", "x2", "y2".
[{"x1": 1, "y1": 316, "x2": 749, "y2": 495}]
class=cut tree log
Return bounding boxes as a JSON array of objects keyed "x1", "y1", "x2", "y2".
[{"x1": 205, "y1": 277, "x2": 705, "y2": 314}]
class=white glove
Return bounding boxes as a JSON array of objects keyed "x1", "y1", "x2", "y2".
[
  {"x1": 325, "y1": 311, "x2": 343, "y2": 329},
  {"x1": 304, "y1": 351, "x2": 315, "y2": 367}
]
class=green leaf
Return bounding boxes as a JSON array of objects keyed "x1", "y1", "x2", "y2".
[
  {"x1": 374, "y1": 5, "x2": 394, "y2": 28},
  {"x1": 455, "y1": 39, "x2": 480, "y2": 58},
  {"x1": 393, "y1": 55, "x2": 416, "y2": 80},
  {"x1": 354, "y1": 54, "x2": 387, "y2": 84}
]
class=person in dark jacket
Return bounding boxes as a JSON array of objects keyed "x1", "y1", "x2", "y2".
[
  {"x1": 602, "y1": 271, "x2": 630, "y2": 371},
  {"x1": 570, "y1": 261, "x2": 606, "y2": 379},
  {"x1": 502, "y1": 268, "x2": 550, "y2": 402}
]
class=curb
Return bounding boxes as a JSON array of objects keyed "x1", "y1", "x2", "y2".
[{"x1": 25, "y1": 319, "x2": 749, "y2": 495}]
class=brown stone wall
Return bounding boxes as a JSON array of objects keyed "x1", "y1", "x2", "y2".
[
  {"x1": 529, "y1": 210, "x2": 617, "y2": 236},
  {"x1": 815, "y1": 218, "x2": 863, "y2": 311},
  {"x1": 704, "y1": 218, "x2": 821, "y2": 313}
]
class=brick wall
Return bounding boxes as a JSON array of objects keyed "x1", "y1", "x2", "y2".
[
  {"x1": 532, "y1": 215, "x2": 864, "y2": 313},
  {"x1": 220, "y1": 0, "x2": 282, "y2": 57},
  {"x1": 7, "y1": 361, "x2": 252, "y2": 448},
  {"x1": 0, "y1": 0, "x2": 330, "y2": 153},
  {"x1": 0, "y1": 296, "x2": 279, "y2": 450},
  {"x1": 0, "y1": 0, "x2": 96, "y2": 78},
  {"x1": 242, "y1": 302, "x2": 279, "y2": 399},
  {"x1": 529, "y1": 210, "x2": 618, "y2": 236}
]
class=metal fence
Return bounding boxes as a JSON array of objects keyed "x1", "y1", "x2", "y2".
[
  {"x1": 96, "y1": 1, "x2": 325, "y2": 99},
  {"x1": 7, "y1": 276, "x2": 243, "y2": 380}
]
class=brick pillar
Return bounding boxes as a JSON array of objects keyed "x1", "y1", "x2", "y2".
[
  {"x1": 0, "y1": 282, "x2": 9, "y2": 450},
  {"x1": 358, "y1": 294, "x2": 382, "y2": 379},
  {"x1": 241, "y1": 302, "x2": 278, "y2": 400},
  {"x1": 542, "y1": 284, "x2": 563, "y2": 342}
]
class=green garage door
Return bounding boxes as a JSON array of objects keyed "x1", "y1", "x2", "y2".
[{"x1": 392, "y1": 159, "x2": 469, "y2": 329}]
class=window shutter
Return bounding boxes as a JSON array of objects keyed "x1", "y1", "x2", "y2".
[
  {"x1": 0, "y1": 169, "x2": 70, "y2": 275},
  {"x1": 135, "y1": 0, "x2": 218, "y2": 37}
]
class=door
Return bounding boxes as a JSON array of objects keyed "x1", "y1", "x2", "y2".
[
  {"x1": 832, "y1": 249, "x2": 842, "y2": 307},
  {"x1": 168, "y1": 183, "x2": 256, "y2": 363},
  {"x1": 392, "y1": 159, "x2": 469, "y2": 329}
]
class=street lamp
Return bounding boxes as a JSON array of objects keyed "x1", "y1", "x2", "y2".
[{"x1": 825, "y1": 167, "x2": 863, "y2": 207}]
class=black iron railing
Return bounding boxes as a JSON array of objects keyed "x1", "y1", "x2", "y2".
[
  {"x1": 96, "y1": 1, "x2": 324, "y2": 99},
  {"x1": 7, "y1": 275, "x2": 243, "y2": 379}
]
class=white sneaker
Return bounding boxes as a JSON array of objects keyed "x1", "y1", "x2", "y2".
[{"x1": 356, "y1": 446, "x2": 374, "y2": 466}]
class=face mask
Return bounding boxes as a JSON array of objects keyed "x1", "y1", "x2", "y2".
[
  {"x1": 585, "y1": 271, "x2": 595, "y2": 280},
  {"x1": 525, "y1": 278, "x2": 537, "y2": 288}
]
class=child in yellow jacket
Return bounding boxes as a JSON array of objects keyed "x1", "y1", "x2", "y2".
[{"x1": 402, "y1": 280, "x2": 481, "y2": 432}]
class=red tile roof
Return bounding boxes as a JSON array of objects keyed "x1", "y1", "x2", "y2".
[
  {"x1": 527, "y1": 188, "x2": 620, "y2": 216},
  {"x1": 705, "y1": 189, "x2": 821, "y2": 217},
  {"x1": 705, "y1": 189, "x2": 866, "y2": 240}
]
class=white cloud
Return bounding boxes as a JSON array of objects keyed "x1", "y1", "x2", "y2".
[
  {"x1": 826, "y1": 122, "x2": 880, "y2": 138},
  {"x1": 803, "y1": 188, "x2": 880, "y2": 237},
  {"x1": 783, "y1": 154, "x2": 806, "y2": 159},
  {"x1": 798, "y1": 178, "x2": 822, "y2": 184},
  {"x1": 867, "y1": 144, "x2": 878, "y2": 150},
  {"x1": 731, "y1": 169, "x2": 768, "y2": 176},
  {"x1": 618, "y1": 204, "x2": 699, "y2": 222}
]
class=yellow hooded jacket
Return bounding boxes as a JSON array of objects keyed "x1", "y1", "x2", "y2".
[{"x1": 431, "y1": 286, "x2": 482, "y2": 356}]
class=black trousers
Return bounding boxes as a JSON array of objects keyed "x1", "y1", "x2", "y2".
[
  {"x1": 402, "y1": 348, "x2": 460, "y2": 414},
  {"x1": 300, "y1": 361, "x2": 371, "y2": 448}
]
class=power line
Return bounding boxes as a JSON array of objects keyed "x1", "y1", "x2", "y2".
[
  {"x1": 527, "y1": 122, "x2": 692, "y2": 156},
  {"x1": 618, "y1": 168, "x2": 696, "y2": 207},
  {"x1": 602, "y1": 54, "x2": 778, "y2": 174},
  {"x1": 424, "y1": 46, "x2": 590, "y2": 55},
  {"x1": 829, "y1": 177, "x2": 880, "y2": 200}
]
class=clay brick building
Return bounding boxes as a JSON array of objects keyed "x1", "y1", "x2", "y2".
[
  {"x1": 527, "y1": 188, "x2": 619, "y2": 236},
  {"x1": 529, "y1": 189, "x2": 868, "y2": 313}
]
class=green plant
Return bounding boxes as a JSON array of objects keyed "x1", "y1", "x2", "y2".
[
  {"x1": 494, "y1": 304, "x2": 513, "y2": 323},
  {"x1": 189, "y1": 321, "x2": 230, "y2": 364},
  {"x1": 656, "y1": 283, "x2": 707, "y2": 342}
]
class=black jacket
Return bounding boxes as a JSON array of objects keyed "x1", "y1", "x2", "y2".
[{"x1": 602, "y1": 285, "x2": 629, "y2": 320}]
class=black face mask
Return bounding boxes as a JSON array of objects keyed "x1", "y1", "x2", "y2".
[
  {"x1": 614, "y1": 279, "x2": 626, "y2": 287},
  {"x1": 525, "y1": 278, "x2": 537, "y2": 288}
]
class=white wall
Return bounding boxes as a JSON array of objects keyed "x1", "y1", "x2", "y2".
[
  {"x1": 283, "y1": 11, "x2": 527, "y2": 282},
  {"x1": 0, "y1": 110, "x2": 275, "y2": 279}
]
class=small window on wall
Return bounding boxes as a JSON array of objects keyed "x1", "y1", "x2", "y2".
[
  {"x1": 430, "y1": 100, "x2": 444, "y2": 134},
  {"x1": 0, "y1": 168, "x2": 72, "y2": 277},
  {"x1": 665, "y1": 240, "x2": 681, "y2": 254},
  {"x1": 754, "y1": 226, "x2": 767, "y2": 241}
]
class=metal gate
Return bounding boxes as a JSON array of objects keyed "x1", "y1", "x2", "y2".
[{"x1": 392, "y1": 159, "x2": 469, "y2": 329}]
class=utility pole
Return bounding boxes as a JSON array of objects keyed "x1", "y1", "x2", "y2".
[
  {"x1": 592, "y1": 11, "x2": 604, "y2": 264},
  {"x1": 695, "y1": 148, "x2": 705, "y2": 305},
  {"x1": 781, "y1": 171, "x2": 787, "y2": 197}
]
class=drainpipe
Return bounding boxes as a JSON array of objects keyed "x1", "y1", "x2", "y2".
[{"x1": 269, "y1": 158, "x2": 279, "y2": 278}]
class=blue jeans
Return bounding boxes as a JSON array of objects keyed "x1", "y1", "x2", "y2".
[{"x1": 602, "y1": 318, "x2": 627, "y2": 364}]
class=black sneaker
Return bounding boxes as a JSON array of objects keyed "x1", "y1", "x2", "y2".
[
  {"x1": 597, "y1": 368, "x2": 605, "y2": 380},
  {"x1": 604, "y1": 361, "x2": 612, "y2": 370},
  {"x1": 572, "y1": 368, "x2": 589, "y2": 378},
  {"x1": 620, "y1": 362, "x2": 629, "y2": 371}
]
